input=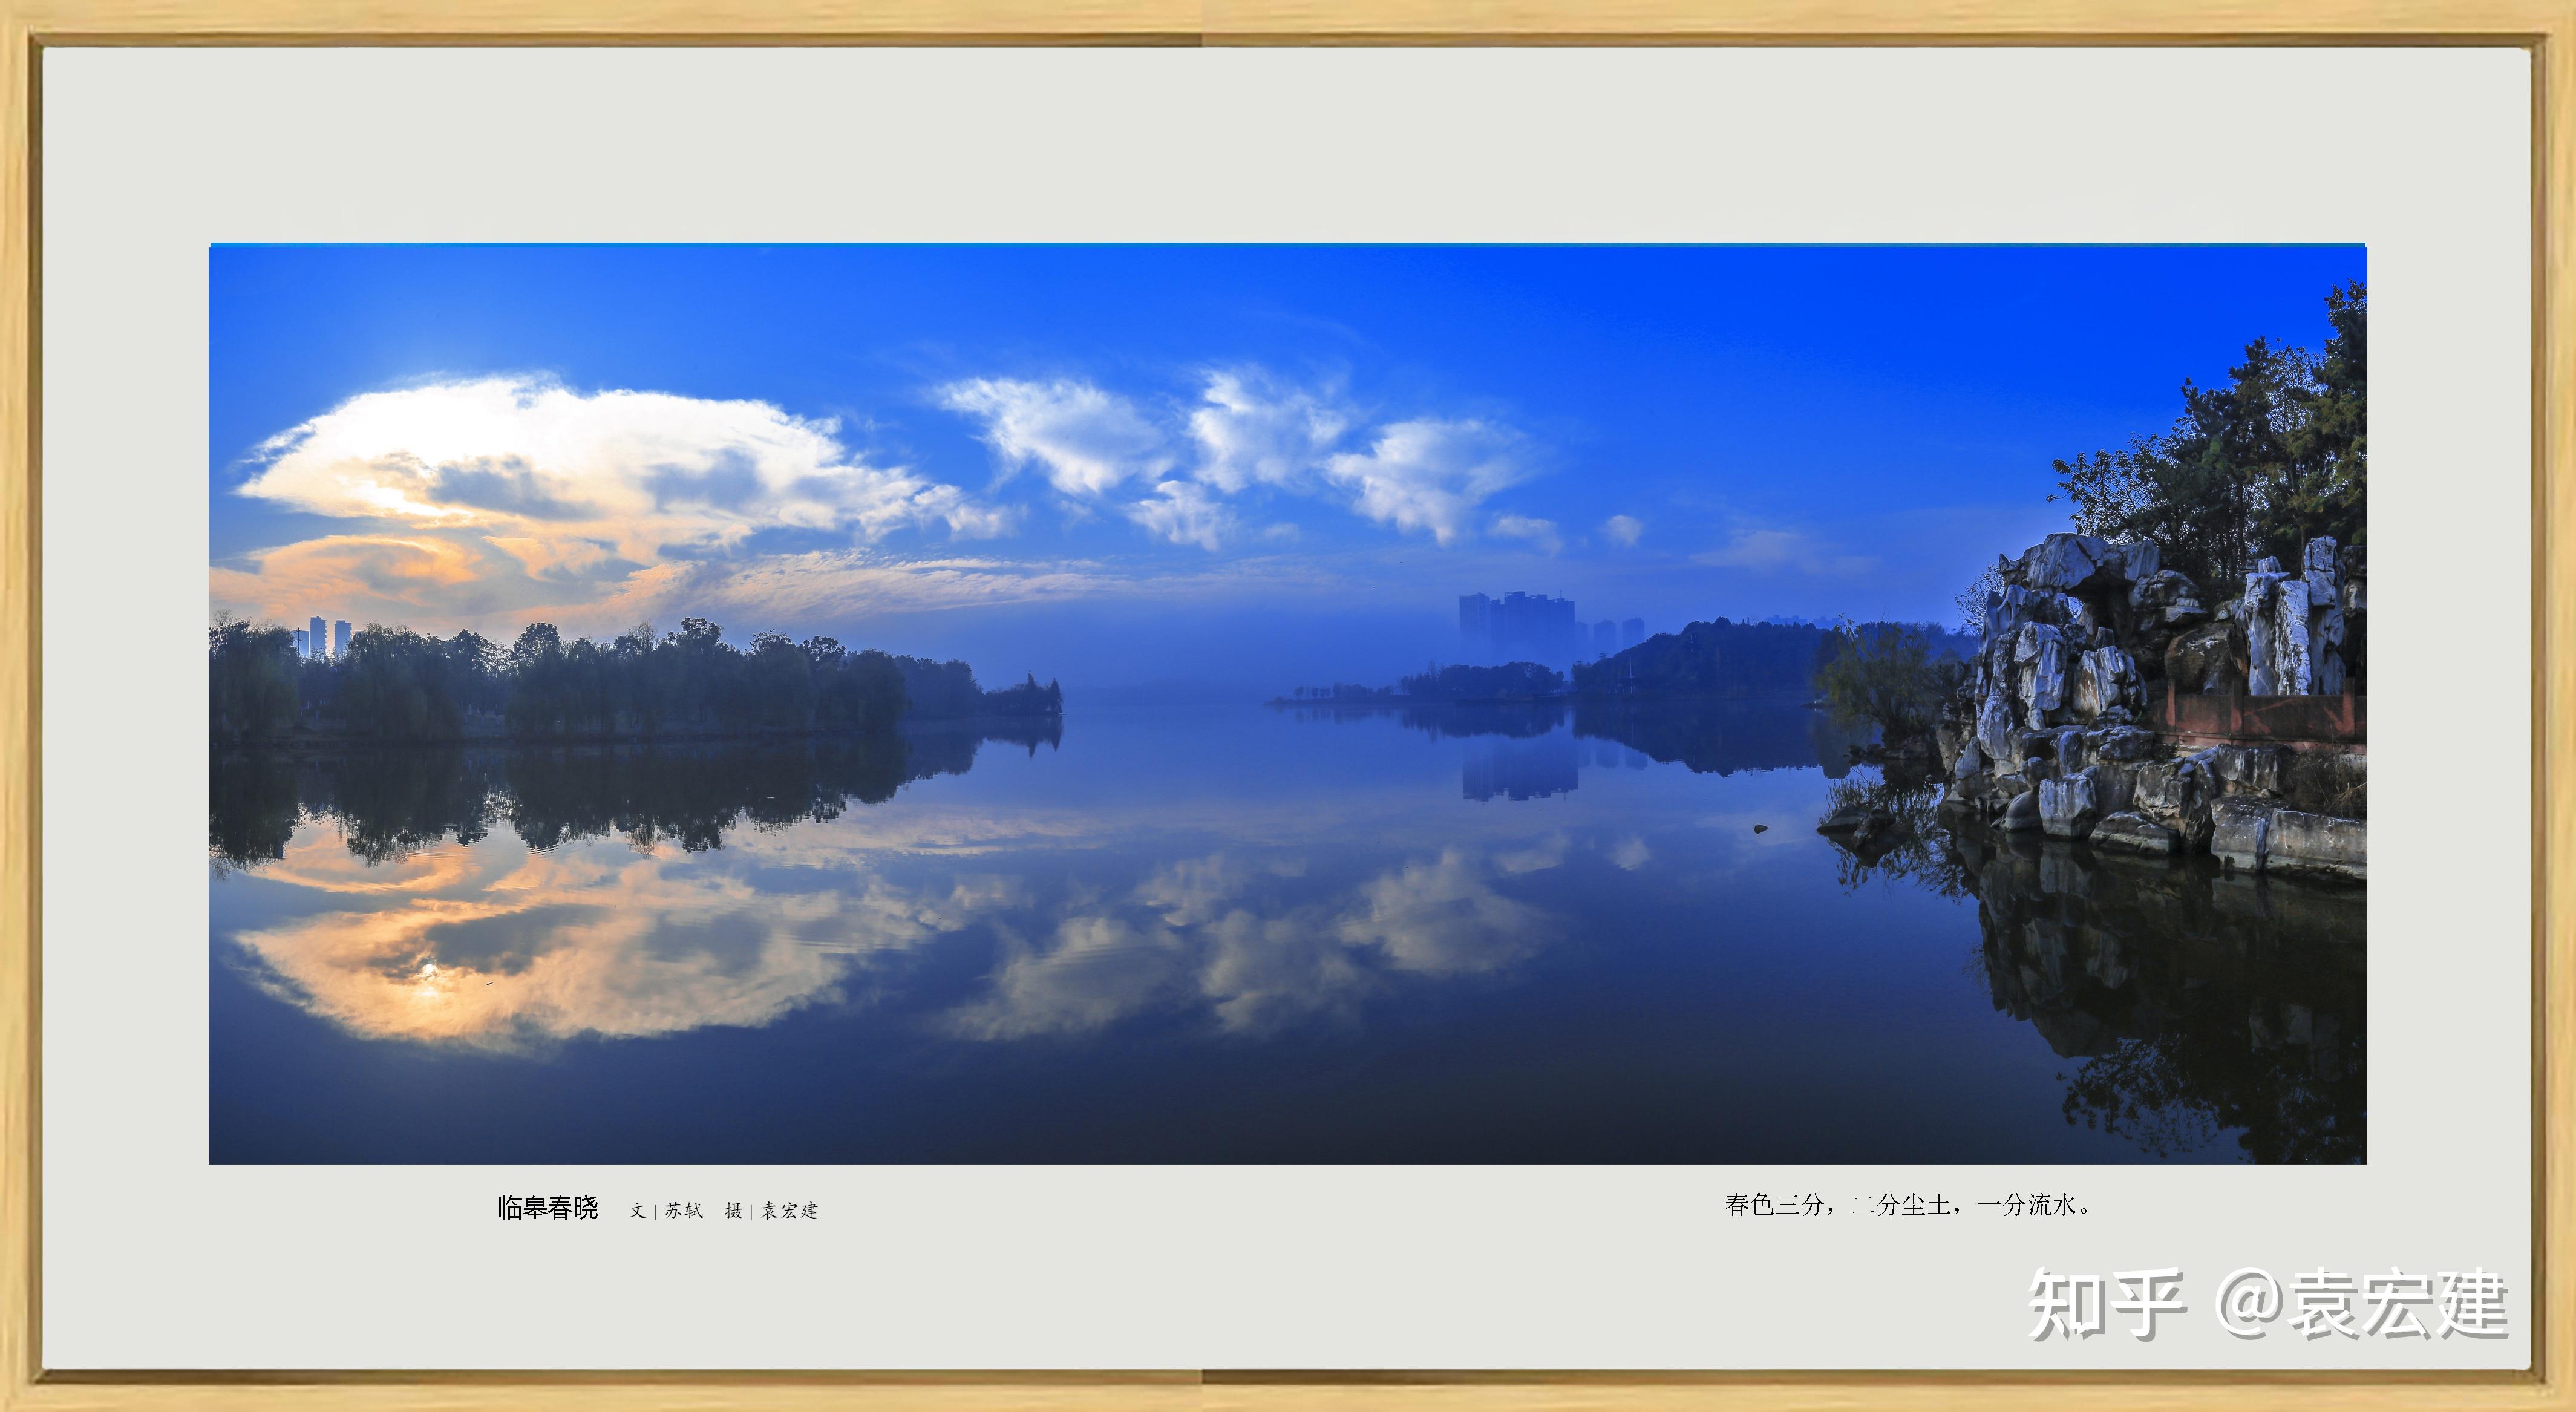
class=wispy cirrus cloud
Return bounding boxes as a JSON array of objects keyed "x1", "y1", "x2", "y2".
[
  {"x1": 1489, "y1": 514, "x2": 1563, "y2": 555},
  {"x1": 1692, "y1": 523, "x2": 1878, "y2": 578},
  {"x1": 935, "y1": 366, "x2": 1543, "y2": 554},
  {"x1": 937, "y1": 376, "x2": 1169, "y2": 498},
  {"x1": 1320, "y1": 417, "x2": 1531, "y2": 546},
  {"x1": 1187, "y1": 369, "x2": 1350, "y2": 494},
  {"x1": 1125, "y1": 479, "x2": 1237, "y2": 552}
]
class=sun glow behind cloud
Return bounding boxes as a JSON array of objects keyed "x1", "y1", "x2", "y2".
[{"x1": 239, "y1": 376, "x2": 1005, "y2": 547}]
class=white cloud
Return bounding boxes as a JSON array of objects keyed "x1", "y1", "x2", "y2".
[
  {"x1": 947, "y1": 915, "x2": 1188, "y2": 1039},
  {"x1": 1182, "y1": 370, "x2": 1547, "y2": 550},
  {"x1": 569, "y1": 549, "x2": 1341, "y2": 635},
  {"x1": 1336, "y1": 847, "x2": 1557, "y2": 975},
  {"x1": 1495, "y1": 832, "x2": 1570, "y2": 875},
  {"x1": 221, "y1": 831, "x2": 1010, "y2": 1051},
  {"x1": 220, "y1": 375, "x2": 1004, "y2": 630},
  {"x1": 218, "y1": 365, "x2": 1569, "y2": 632},
  {"x1": 1489, "y1": 514, "x2": 1563, "y2": 555},
  {"x1": 239, "y1": 375, "x2": 993, "y2": 548},
  {"x1": 230, "y1": 782, "x2": 1601, "y2": 1048},
  {"x1": 938, "y1": 376, "x2": 1168, "y2": 498},
  {"x1": 1188, "y1": 369, "x2": 1350, "y2": 493},
  {"x1": 1321, "y1": 419, "x2": 1528, "y2": 546},
  {"x1": 1603, "y1": 514, "x2": 1644, "y2": 547},
  {"x1": 1126, "y1": 479, "x2": 1236, "y2": 551}
]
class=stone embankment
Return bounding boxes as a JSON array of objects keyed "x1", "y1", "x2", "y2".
[{"x1": 1930, "y1": 532, "x2": 2367, "y2": 882}]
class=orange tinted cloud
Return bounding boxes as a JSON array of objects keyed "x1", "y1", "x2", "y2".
[{"x1": 210, "y1": 534, "x2": 488, "y2": 627}]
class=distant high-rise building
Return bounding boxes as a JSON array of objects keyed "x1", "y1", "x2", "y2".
[
  {"x1": 308, "y1": 615, "x2": 328, "y2": 659},
  {"x1": 1458, "y1": 593, "x2": 1494, "y2": 652},
  {"x1": 1620, "y1": 617, "x2": 1646, "y2": 650},
  {"x1": 290, "y1": 629, "x2": 309, "y2": 656},
  {"x1": 333, "y1": 619, "x2": 351, "y2": 658},
  {"x1": 1590, "y1": 620, "x2": 1616, "y2": 657},
  {"x1": 1462, "y1": 733, "x2": 1580, "y2": 802},
  {"x1": 1460, "y1": 590, "x2": 1590, "y2": 663}
]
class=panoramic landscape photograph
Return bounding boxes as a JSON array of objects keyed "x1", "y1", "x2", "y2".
[{"x1": 208, "y1": 243, "x2": 2367, "y2": 1163}]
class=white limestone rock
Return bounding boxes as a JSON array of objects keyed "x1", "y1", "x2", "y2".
[
  {"x1": 1975, "y1": 685, "x2": 2019, "y2": 765},
  {"x1": 2021, "y1": 534, "x2": 2123, "y2": 595},
  {"x1": 1952, "y1": 738, "x2": 1986, "y2": 781},
  {"x1": 2001, "y1": 787, "x2": 2042, "y2": 832},
  {"x1": 2303, "y1": 537, "x2": 2339, "y2": 602},
  {"x1": 2013, "y1": 623, "x2": 2066, "y2": 727},
  {"x1": 2070, "y1": 646, "x2": 2140, "y2": 722},
  {"x1": 2091, "y1": 811, "x2": 2181, "y2": 856},
  {"x1": 2266, "y1": 809, "x2": 2367, "y2": 882},
  {"x1": 2240, "y1": 572, "x2": 2313, "y2": 695},
  {"x1": 2209, "y1": 797, "x2": 2275, "y2": 872},
  {"x1": 2038, "y1": 769, "x2": 2100, "y2": 839}
]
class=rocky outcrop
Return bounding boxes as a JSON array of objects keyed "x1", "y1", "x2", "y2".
[
  {"x1": 2269, "y1": 808, "x2": 2368, "y2": 881},
  {"x1": 1937, "y1": 532, "x2": 2365, "y2": 882},
  {"x1": 2240, "y1": 538, "x2": 2355, "y2": 696},
  {"x1": 2165, "y1": 619, "x2": 2241, "y2": 695},
  {"x1": 1966, "y1": 534, "x2": 2176, "y2": 745},
  {"x1": 2091, "y1": 811, "x2": 2180, "y2": 855},
  {"x1": 2208, "y1": 797, "x2": 2275, "y2": 872},
  {"x1": 2209, "y1": 797, "x2": 2367, "y2": 881}
]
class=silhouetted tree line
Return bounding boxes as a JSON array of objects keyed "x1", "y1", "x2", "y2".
[
  {"x1": 211, "y1": 727, "x2": 1054, "y2": 871},
  {"x1": 1284, "y1": 682, "x2": 1404, "y2": 703},
  {"x1": 1277, "y1": 621, "x2": 1976, "y2": 711},
  {"x1": 2052, "y1": 281, "x2": 2366, "y2": 590},
  {"x1": 209, "y1": 615, "x2": 1061, "y2": 744},
  {"x1": 1278, "y1": 663, "x2": 1570, "y2": 705},
  {"x1": 1395, "y1": 662, "x2": 1566, "y2": 699},
  {"x1": 898, "y1": 715, "x2": 1065, "y2": 783},
  {"x1": 966, "y1": 671, "x2": 1068, "y2": 718},
  {"x1": 1571, "y1": 616, "x2": 1969, "y2": 701},
  {"x1": 1398, "y1": 700, "x2": 1566, "y2": 740},
  {"x1": 1574, "y1": 696, "x2": 1863, "y2": 778}
]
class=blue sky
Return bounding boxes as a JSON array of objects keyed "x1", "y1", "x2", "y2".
[{"x1": 209, "y1": 244, "x2": 2364, "y2": 696}]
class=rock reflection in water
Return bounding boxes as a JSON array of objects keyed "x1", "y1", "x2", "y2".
[
  {"x1": 1960, "y1": 829, "x2": 2364, "y2": 1163},
  {"x1": 1825, "y1": 771, "x2": 2364, "y2": 1163}
]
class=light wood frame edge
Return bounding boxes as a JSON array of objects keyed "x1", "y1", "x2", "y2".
[{"x1": 0, "y1": 2, "x2": 2566, "y2": 1408}]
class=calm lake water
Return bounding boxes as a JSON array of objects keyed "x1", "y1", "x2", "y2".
[{"x1": 208, "y1": 699, "x2": 2364, "y2": 1163}]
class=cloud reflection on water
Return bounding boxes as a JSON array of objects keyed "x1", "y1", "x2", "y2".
[{"x1": 222, "y1": 810, "x2": 1598, "y2": 1053}]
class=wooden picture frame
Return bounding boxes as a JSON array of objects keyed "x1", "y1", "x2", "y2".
[{"x1": 0, "y1": 2, "x2": 2566, "y2": 1407}]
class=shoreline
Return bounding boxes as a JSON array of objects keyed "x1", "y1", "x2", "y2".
[{"x1": 211, "y1": 713, "x2": 1061, "y2": 755}]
